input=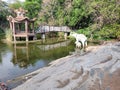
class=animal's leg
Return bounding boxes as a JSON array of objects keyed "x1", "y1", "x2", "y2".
[
  {"x1": 75, "y1": 41, "x2": 81, "y2": 48},
  {"x1": 85, "y1": 41, "x2": 87, "y2": 47},
  {"x1": 81, "y1": 40, "x2": 85, "y2": 48},
  {"x1": 76, "y1": 43, "x2": 78, "y2": 48},
  {"x1": 77, "y1": 42, "x2": 81, "y2": 48},
  {"x1": 76, "y1": 38, "x2": 79, "y2": 43}
]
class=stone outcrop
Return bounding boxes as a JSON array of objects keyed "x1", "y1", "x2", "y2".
[{"x1": 13, "y1": 41, "x2": 120, "y2": 90}]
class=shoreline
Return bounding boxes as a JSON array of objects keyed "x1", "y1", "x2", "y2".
[
  {"x1": 13, "y1": 41, "x2": 120, "y2": 90},
  {"x1": 9, "y1": 45, "x2": 98, "y2": 89}
]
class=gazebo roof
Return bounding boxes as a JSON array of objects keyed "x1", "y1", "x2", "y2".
[
  {"x1": 14, "y1": 7, "x2": 27, "y2": 18},
  {"x1": 13, "y1": 17, "x2": 36, "y2": 23},
  {"x1": 7, "y1": 7, "x2": 36, "y2": 23}
]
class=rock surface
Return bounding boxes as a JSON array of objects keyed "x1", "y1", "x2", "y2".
[{"x1": 13, "y1": 41, "x2": 120, "y2": 90}]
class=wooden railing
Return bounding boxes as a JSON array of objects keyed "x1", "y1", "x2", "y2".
[{"x1": 36, "y1": 26, "x2": 71, "y2": 33}]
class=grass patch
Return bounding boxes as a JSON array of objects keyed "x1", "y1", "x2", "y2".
[{"x1": 5, "y1": 28, "x2": 12, "y2": 42}]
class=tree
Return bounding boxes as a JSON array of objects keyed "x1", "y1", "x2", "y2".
[
  {"x1": 24, "y1": 0, "x2": 42, "y2": 18},
  {"x1": 38, "y1": 0, "x2": 71, "y2": 26},
  {"x1": 88, "y1": 0, "x2": 120, "y2": 29},
  {"x1": 9, "y1": 0, "x2": 23, "y2": 10},
  {"x1": 0, "y1": 0, "x2": 10, "y2": 30}
]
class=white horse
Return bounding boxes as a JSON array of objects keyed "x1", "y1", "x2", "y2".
[{"x1": 70, "y1": 32, "x2": 87, "y2": 48}]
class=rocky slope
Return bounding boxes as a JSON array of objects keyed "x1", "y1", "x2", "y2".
[{"x1": 13, "y1": 41, "x2": 120, "y2": 90}]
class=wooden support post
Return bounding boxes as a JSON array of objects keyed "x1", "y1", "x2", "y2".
[
  {"x1": 10, "y1": 22, "x2": 13, "y2": 30},
  {"x1": 41, "y1": 33, "x2": 45, "y2": 43},
  {"x1": 41, "y1": 33, "x2": 45, "y2": 39},
  {"x1": 26, "y1": 36, "x2": 28, "y2": 41},
  {"x1": 14, "y1": 43, "x2": 17, "y2": 62},
  {"x1": 25, "y1": 21, "x2": 28, "y2": 41},
  {"x1": 26, "y1": 42, "x2": 29, "y2": 60},
  {"x1": 13, "y1": 22, "x2": 16, "y2": 42},
  {"x1": 64, "y1": 32, "x2": 67, "y2": 40}
]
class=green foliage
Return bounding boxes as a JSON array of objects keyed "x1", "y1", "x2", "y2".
[
  {"x1": 75, "y1": 23, "x2": 120, "y2": 40},
  {"x1": 58, "y1": 32, "x2": 64, "y2": 39},
  {"x1": 98, "y1": 24, "x2": 120, "y2": 39},
  {"x1": 5, "y1": 28, "x2": 12, "y2": 42},
  {"x1": 68, "y1": 0, "x2": 89, "y2": 27},
  {"x1": 9, "y1": 0, "x2": 23, "y2": 9},
  {"x1": 36, "y1": 0, "x2": 120, "y2": 30},
  {"x1": 76, "y1": 27, "x2": 91, "y2": 37},
  {"x1": 36, "y1": 33, "x2": 41, "y2": 39},
  {"x1": 0, "y1": 1, "x2": 8, "y2": 15},
  {"x1": 1, "y1": 0, "x2": 120, "y2": 40},
  {"x1": 24, "y1": 0, "x2": 42, "y2": 18},
  {"x1": 9, "y1": 0, "x2": 42, "y2": 18},
  {"x1": 0, "y1": 28, "x2": 4, "y2": 34},
  {"x1": 47, "y1": 32, "x2": 58, "y2": 38},
  {"x1": 68, "y1": 0, "x2": 120, "y2": 40},
  {"x1": 38, "y1": 0, "x2": 69, "y2": 25},
  {"x1": 0, "y1": 1, "x2": 10, "y2": 29},
  {"x1": 90, "y1": 1, "x2": 119, "y2": 28}
]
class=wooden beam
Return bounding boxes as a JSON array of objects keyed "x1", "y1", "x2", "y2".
[
  {"x1": 25, "y1": 20, "x2": 28, "y2": 41},
  {"x1": 13, "y1": 22, "x2": 16, "y2": 42},
  {"x1": 10, "y1": 22, "x2": 13, "y2": 30},
  {"x1": 25, "y1": 20, "x2": 28, "y2": 34}
]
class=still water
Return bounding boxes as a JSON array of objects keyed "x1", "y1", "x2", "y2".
[{"x1": 0, "y1": 40, "x2": 75, "y2": 84}]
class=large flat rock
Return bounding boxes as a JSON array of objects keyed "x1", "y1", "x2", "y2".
[{"x1": 13, "y1": 42, "x2": 120, "y2": 90}]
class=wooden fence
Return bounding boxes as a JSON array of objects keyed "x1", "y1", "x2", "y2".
[{"x1": 36, "y1": 26, "x2": 71, "y2": 33}]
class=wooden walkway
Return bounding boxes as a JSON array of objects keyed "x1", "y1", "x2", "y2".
[{"x1": 36, "y1": 26, "x2": 71, "y2": 33}]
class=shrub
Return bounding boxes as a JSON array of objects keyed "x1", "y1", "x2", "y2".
[
  {"x1": 76, "y1": 27, "x2": 91, "y2": 38},
  {"x1": 75, "y1": 23, "x2": 120, "y2": 40},
  {"x1": 58, "y1": 32, "x2": 64, "y2": 39},
  {"x1": 5, "y1": 28, "x2": 12, "y2": 42},
  {"x1": 98, "y1": 24, "x2": 120, "y2": 40}
]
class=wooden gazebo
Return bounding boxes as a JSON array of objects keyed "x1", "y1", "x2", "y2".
[{"x1": 7, "y1": 7, "x2": 36, "y2": 42}]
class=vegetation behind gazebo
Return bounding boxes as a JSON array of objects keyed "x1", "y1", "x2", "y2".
[{"x1": 7, "y1": 7, "x2": 36, "y2": 42}]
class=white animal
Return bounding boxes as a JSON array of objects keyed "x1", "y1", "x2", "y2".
[
  {"x1": 70, "y1": 32, "x2": 87, "y2": 48},
  {"x1": 75, "y1": 41, "x2": 81, "y2": 48}
]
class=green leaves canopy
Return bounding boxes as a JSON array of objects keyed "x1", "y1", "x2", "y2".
[
  {"x1": 0, "y1": 1, "x2": 10, "y2": 30},
  {"x1": 24, "y1": 0, "x2": 42, "y2": 18}
]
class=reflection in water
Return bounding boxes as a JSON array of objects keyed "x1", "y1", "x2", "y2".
[
  {"x1": 12, "y1": 40, "x2": 74, "y2": 68},
  {"x1": 0, "y1": 40, "x2": 75, "y2": 88},
  {"x1": 13, "y1": 43, "x2": 29, "y2": 68},
  {"x1": 0, "y1": 37, "x2": 75, "y2": 89},
  {"x1": 38, "y1": 40, "x2": 71, "y2": 51}
]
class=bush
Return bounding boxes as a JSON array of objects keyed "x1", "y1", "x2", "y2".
[
  {"x1": 74, "y1": 23, "x2": 120, "y2": 40},
  {"x1": 0, "y1": 27, "x2": 4, "y2": 34},
  {"x1": 76, "y1": 27, "x2": 91, "y2": 38},
  {"x1": 58, "y1": 32, "x2": 64, "y2": 39},
  {"x1": 36, "y1": 33, "x2": 41, "y2": 39},
  {"x1": 98, "y1": 24, "x2": 120, "y2": 40},
  {"x1": 5, "y1": 28, "x2": 12, "y2": 42}
]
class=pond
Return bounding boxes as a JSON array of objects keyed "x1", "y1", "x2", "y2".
[{"x1": 0, "y1": 39, "x2": 75, "y2": 89}]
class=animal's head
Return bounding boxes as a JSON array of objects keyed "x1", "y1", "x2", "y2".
[{"x1": 70, "y1": 31, "x2": 77, "y2": 37}]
